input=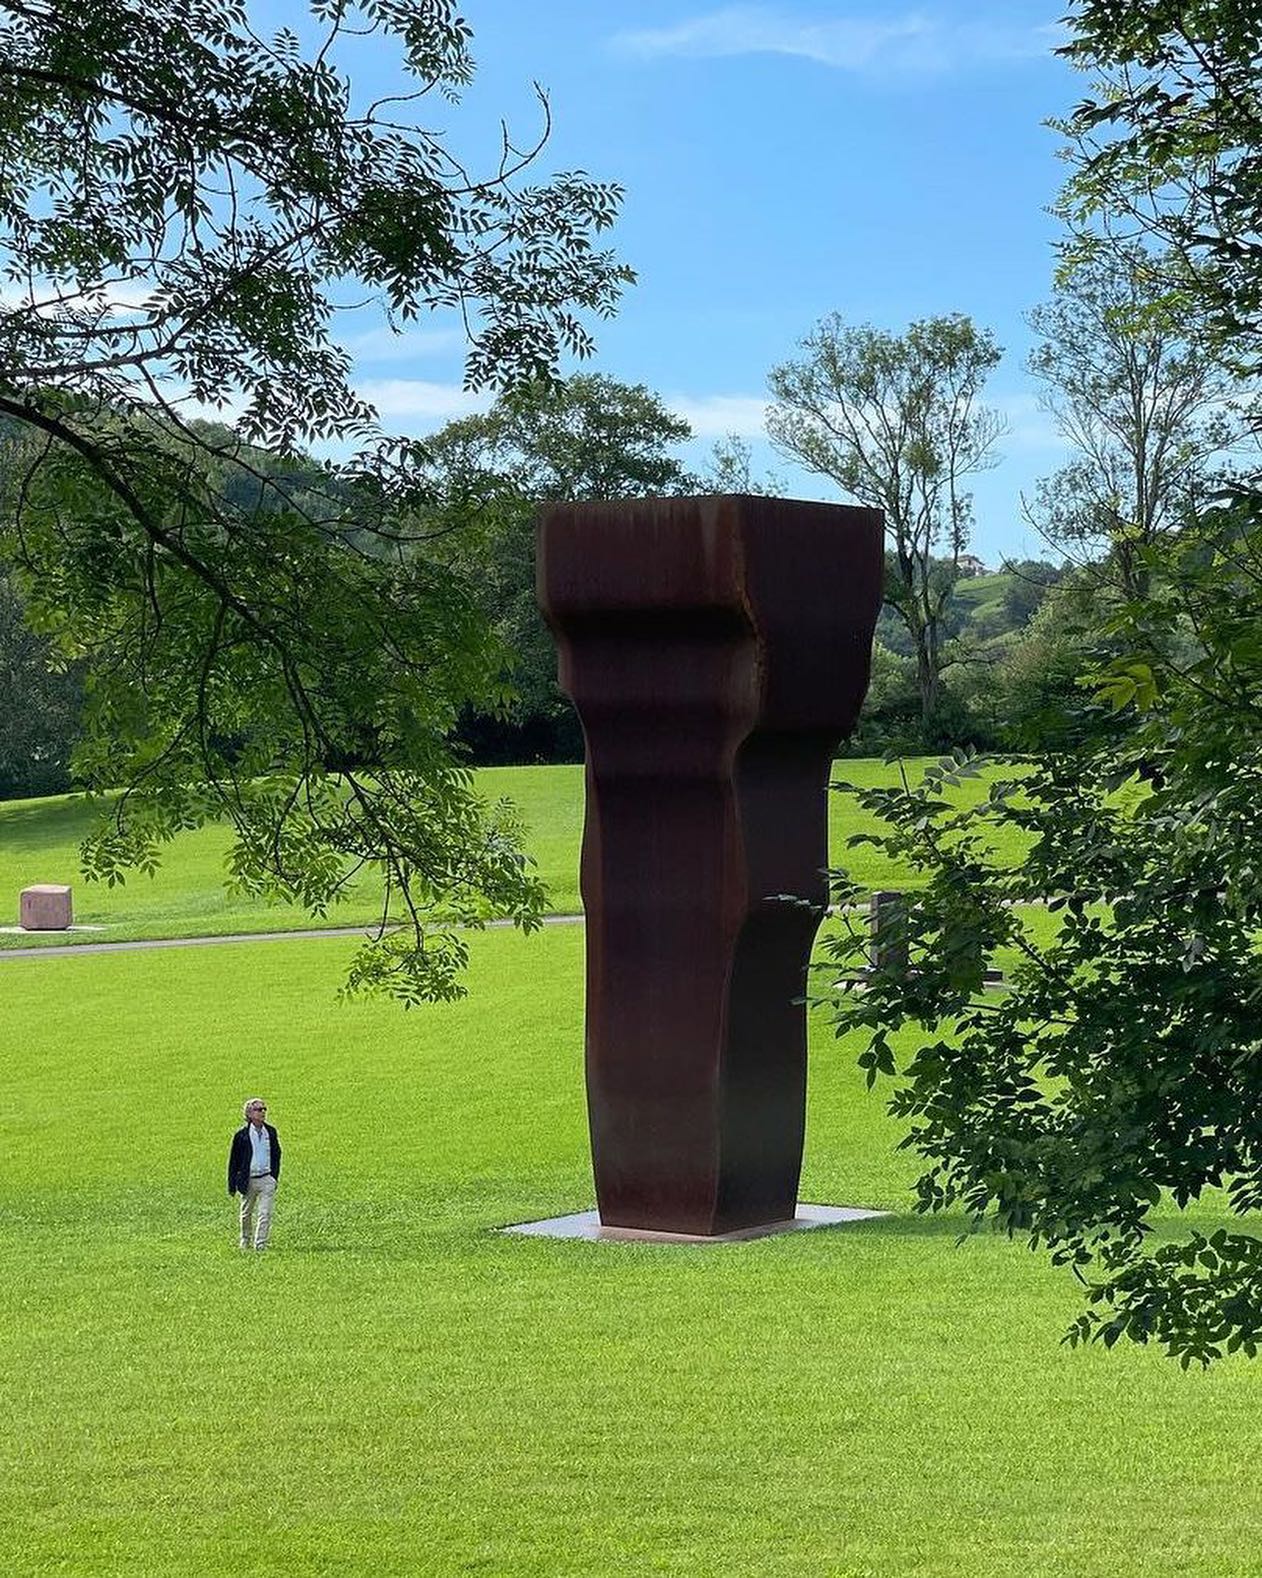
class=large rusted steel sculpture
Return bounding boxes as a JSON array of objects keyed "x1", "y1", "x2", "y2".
[{"x1": 537, "y1": 495, "x2": 883, "y2": 1236}]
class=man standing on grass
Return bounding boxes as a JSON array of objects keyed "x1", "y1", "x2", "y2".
[{"x1": 228, "y1": 1098, "x2": 282, "y2": 1251}]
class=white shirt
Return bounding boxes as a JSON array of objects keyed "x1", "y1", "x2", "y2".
[{"x1": 248, "y1": 1123, "x2": 271, "y2": 1177}]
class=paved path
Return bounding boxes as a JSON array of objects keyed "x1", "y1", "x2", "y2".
[
  {"x1": 5, "y1": 894, "x2": 1046, "y2": 964},
  {"x1": 0, "y1": 913, "x2": 586, "y2": 961}
]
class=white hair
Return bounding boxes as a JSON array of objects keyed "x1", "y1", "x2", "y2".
[{"x1": 243, "y1": 1097, "x2": 267, "y2": 1119}]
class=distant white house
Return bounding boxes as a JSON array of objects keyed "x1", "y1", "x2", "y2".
[{"x1": 957, "y1": 552, "x2": 988, "y2": 578}]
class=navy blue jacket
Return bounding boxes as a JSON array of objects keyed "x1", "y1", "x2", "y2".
[{"x1": 227, "y1": 1122, "x2": 282, "y2": 1197}]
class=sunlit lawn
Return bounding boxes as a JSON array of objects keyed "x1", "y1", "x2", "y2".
[
  {"x1": 3, "y1": 926, "x2": 1262, "y2": 1576},
  {"x1": 0, "y1": 758, "x2": 1027, "y2": 949}
]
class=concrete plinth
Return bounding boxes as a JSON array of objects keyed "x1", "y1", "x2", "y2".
[
  {"x1": 501, "y1": 1203, "x2": 889, "y2": 1245},
  {"x1": 19, "y1": 885, "x2": 73, "y2": 931}
]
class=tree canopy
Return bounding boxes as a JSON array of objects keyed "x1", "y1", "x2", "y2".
[
  {"x1": 0, "y1": 1, "x2": 631, "y2": 1000},
  {"x1": 824, "y1": 0, "x2": 1262, "y2": 1365},
  {"x1": 767, "y1": 314, "x2": 1005, "y2": 725},
  {"x1": 0, "y1": 567, "x2": 82, "y2": 799},
  {"x1": 1025, "y1": 241, "x2": 1254, "y2": 597},
  {"x1": 421, "y1": 374, "x2": 696, "y2": 763}
]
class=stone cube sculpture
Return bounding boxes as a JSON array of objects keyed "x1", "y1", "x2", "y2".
[
  {"x1": 20, "y1": 884, "x2": 73, "y2": 930},
  {"x1": 537, "y1": 495, "x2": 883, "y2": 1236}
]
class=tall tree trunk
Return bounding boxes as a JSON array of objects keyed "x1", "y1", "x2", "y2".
[{"x1": 916, "y1": 636, "x2": 940, "y2": 724}]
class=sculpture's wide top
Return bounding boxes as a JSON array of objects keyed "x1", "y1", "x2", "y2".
[{"x1": 537, "y1": 493, "x2": 883, "y2": 739}]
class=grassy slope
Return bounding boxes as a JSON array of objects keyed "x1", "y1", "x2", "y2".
[
  {"x1": 0, "y1": 759, "x2": 1026, "y2": 948},
  {"x1": 2, "y1": 927, "x2": 1260, "y2": 1576},
  {"x1": 952, "y1": 571, "x2": 1013, "y2": 615}
]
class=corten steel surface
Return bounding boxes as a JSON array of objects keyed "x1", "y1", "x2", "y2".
[{"x1": 537, "y1": 495, "x2": 883, "y2": 1236}]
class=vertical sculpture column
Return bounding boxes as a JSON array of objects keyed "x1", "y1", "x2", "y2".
[{"x1": 537, "y1": 495, "x2": 883, "y2": 1236}]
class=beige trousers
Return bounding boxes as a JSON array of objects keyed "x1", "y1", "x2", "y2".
[{"x1": 239, "y1": 1175, "x2": 277, "y2": 1250}]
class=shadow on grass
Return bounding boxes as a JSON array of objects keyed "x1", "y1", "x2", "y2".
[
  {"x1": 838, "y1": 1204, "x2": 1252, "y2": 1246},
  {"x1": 837, "y1": 1211, "x2": 968, "y2": 1240},
  {"x1": 0, "y1": 797, "x2": 98, "y2": 855}
]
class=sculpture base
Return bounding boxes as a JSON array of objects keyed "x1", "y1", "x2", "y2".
[{"x1": 501, "y1": 1203, "x2": 888, "y2": 1245}]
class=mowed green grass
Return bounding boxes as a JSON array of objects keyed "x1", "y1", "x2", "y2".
[
  {"x1": 0, "y1": 759, "x2": 1025, "y2": 948},
  {"x1": 4, "y1": 927, "x2": 1262, "y2": 1576}
]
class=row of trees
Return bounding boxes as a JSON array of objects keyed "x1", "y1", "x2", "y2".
[
  {"x1": 768, "y1": 240, "x2": 1256, "y2": 733},
  {"x1": 441, "y1": 232, "x2": 1255, "y2": 757},
  {"x1": 435, "y1": 232, "x2": 1253, "y2": 753},
  {"x1": 6, "y1": 233, "x2": 1247, "y2": 780}
]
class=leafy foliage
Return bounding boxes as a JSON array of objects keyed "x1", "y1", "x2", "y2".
[
  {"x1": 704, "y1": 433, "x2": 784, "y2": 497},
  {"x1": 859, "y1": 561, "x2": 1070, "y2": 755},
  {"x1": 824, "y1": 516, "x2": 1262, "y2": 1367},
  {"x1": 0, "y1": 566, "x2": 83, "y2": 798},
  {"x1": 421, "y1": 374, "x2": 696, "y2": 763},
  {"x1": 1025, "y1": 240, "x2": 1254, "y2": 595},
  {"x1": 767, "y1": 314, "x2": 1005, "y2": 725},
  {"x1": 822, "y1": 1, "x2": 1262, "y2": 1363},
  {"x1": 1057, "y1": 1, "x2": 1262, "y2": 380},
  {"x1": 0, "y1": 1, "x2": 632, "y2": 999}
]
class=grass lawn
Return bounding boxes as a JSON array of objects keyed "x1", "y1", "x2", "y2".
[
  {"x1": 952, "y1": 571, "x2": 1013, "y2": 616},
  {"x1": 0, "y1": 758, "x2": 1027, "y2": 950},
  {"x1": 4, "y1": 926, "x2": 1262, "y2": 1576}
]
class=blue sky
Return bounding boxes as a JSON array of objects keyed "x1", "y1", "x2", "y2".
[{"x1": 333, "y1": 3, "x2": 1084, "y2": 565}]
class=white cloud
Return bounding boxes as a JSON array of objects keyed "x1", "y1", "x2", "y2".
[
  {"x1": 354, "y1": 379, "x2": 492, "y2": 425},
  {"x1": 667, "y1": 389, "x2": 1067, "y2": 452},
  {"x1": 668, "y1": 393, "x2": 769, "y2": 438},
  {"x1": 0, "y1": 276, "x2": 163, "y2": 319},
  {"x1": 343, "y1": 325, "x2": 465, "y2": 365},
  {"x1": 170, "y1": 391, "x2": 249, "y2": 425},
  {"x1": 178, "y1": 376, "x2": 490, "y2": 437},
  {"x1": 612, "y1": 6, "x2": 1062, "y2": 74},
  {"x1": 91, "y1": 278, "x2": 162, "y2": 312}
]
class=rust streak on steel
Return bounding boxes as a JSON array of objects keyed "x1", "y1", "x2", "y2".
[{"x1": 537, "y1": 495, "x2": 883, "y2": 1236}]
